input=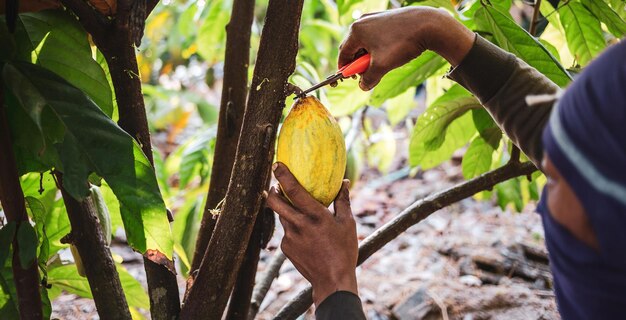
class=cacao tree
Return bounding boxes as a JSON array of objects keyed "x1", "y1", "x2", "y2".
[{"x1": 0, "y1": 0, "x2": 623, "y2": 319}]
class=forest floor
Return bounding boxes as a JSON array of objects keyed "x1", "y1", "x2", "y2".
[{"x1": 52, "y1": 157, "x2": 559, "y2": 319}]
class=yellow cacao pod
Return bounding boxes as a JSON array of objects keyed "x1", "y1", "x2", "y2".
[
  {"x1": 70, "y1": 245, "x2": 86, "y2": 277},
  {"x1": 276, "y1": 96, "x2": 347, "y2": 207}
]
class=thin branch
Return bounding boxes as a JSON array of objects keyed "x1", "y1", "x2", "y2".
[
  {"x1": 248, "y1": 250, "x2": 287, "y2": 319},
  {"x1": 273, "y1": 161, "x2": 538, "y2": 319},
  {"x1": 529, "y1": 0, "x2": 543, "y2": 37}
]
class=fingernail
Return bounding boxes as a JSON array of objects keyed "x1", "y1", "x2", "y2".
[
  {"x1": 272, "y1": 163, "x2": 279, "y2": 172},
  {"x1": 262, "y1": 190, "x2": 268, "y2": 199}
]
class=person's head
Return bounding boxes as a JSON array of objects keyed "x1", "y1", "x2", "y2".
[{"x1": 540, "y1": 40, "x2": 626, "y2": 263}]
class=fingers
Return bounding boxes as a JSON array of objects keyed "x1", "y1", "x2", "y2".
[
  {"x1": 272, "y1": 162, "x2": 328, "y2": 217},
  {"x1": 266, "y1": 186, "x2": 300, "y2": 227},
  {"x1": 359, "y1": 59, "x2": 387, "y2": 91},
  {"x1": 333, "y1": 180, "x2": 353, "y2": 221},
  {"x1": 338, "y1": 31, "x2": 364, "y2": 68}
]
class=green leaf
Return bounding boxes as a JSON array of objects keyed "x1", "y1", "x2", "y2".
[
  {"x1": 324, "y1": 78, "x2": 371, "y2": 117},
  {"x1": 172, "y1": 195, "x2": 204, "y2": 276},
  {"x1": 406, "y1": 0, "x2": 458, "y2": 15},
  {"x1": 385, "y1": 87, "x2": 416, "y2": 126},
  {"x1": 45, "y1": 198, "x2": 71, "y2": 255},
  {"x1": 196, "y1": 0, "x2": 231, "y2": 64},
  {"x1": 0, "y1": 223, "x2": 16, "y2": 267},
  {"x1": 462, "y1": 130, "x2": 501, "y2": 179},
  {"x1": 609, "y1": 0, "x2": 626, "y2": 20},
  {"x1": 178, "y1": 129, "x2": 216, "y2": 188},
  {"x1": 17, "y1": 222, "x2": 38, "y2": 270},
  {"x1": 475, "y1": 5, "x2": 572, "y2": 86},
  {"x1": 411, "y1": 112, "x2": 477, "y2": 169},
  {"x1": 559, "y1": 1, "x2": 606, "y2": 66},
  {"x1": 0, "y1": 258, "x2": 19, "y2": 319},
  {"x1": 12, "y1": 10, "x2": 114, "y2": 117},
  {"x1": 370, "y1": 51, "x2": 447, "y2": 106},
  {"x1": 409, "y1": 85, "x2": 481, "y2": 156},
  {"x1": 581, "y1": 0, "x2": 626, "y2": 38},
  {"x1": 48, "y1": 264, "x2": 149, "y2": 309},
  {"x1": 367, "y1": 123, "x2": 396, "y2": 173},
  {"x1": 3, "y1": 62, "x2": 173, "y2": 260},
  {"x1": 25, "y1": 196, "x2": 50, "y2": 274},
  {"x1": 496, "y1": 177, "x2": 524, "y2": 212}
]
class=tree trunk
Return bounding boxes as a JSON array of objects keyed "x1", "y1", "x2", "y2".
[
  {"x1": 191, "y1": 0, "x2": 256, "y2": 274},
  {"x1": 225, "y1": 207, "x2": 274, "y2": 320},
  {"x1": 0, "y1": 80, "x2": 44, "y2": 320},
  {"x1": 273, "y1": 161, "x2": 538, "y2": 319},
  {"x1": 180, "y1": 0, "x2": 304, "y2": 318},
  {"x1": 98, "y1": 38, "x2": 181, "y2": 320},
  {"x1": 57, "y1": 174, "x2": 132, "y2": 320}
]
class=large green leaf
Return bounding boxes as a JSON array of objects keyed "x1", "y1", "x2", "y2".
[
  {"x1": 475, "y1": 5, "x2": 572, "y2": 86},
  {"x1": 409, "y1": 85, "x2": 480, "y2": 168},
  {"x1": 16, "y1": 222, "x2": 38, "y2": 270},
  {"x1": 0, "y1": 223, "x2": 16, "y2": 268},
  {"x1": 581, "y1": 0, "x2": 626, "y2": 38},
  {"x1": 609, "y1": 0, "x2": 626, "y2": 20},
  {"x1": 10, "y1": 10, "x2": 114, "y2": 117},
  {"x1": 410, "y1": 85, "x2": 481, "y2": 151},
  {"x1": 559, "y1": 1, "x2": 606, "y2": 66},
  {"x1": 3, "y1": 62, "x2": 173, "y2": 260},
  {"x1": 370, "y1": 51, "x2": 447, "y2": 106},
  {"x1": 47, "y1": 264, "x2": 149, "y2": 309}
]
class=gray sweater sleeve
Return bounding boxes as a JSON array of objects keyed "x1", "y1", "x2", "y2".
[{"x1": 447, "y1": 35, "x2": 560, "y2": 167}]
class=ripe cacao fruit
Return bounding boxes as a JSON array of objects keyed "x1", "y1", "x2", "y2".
[
  {"x1": 276, "y1": 96, "x2": 347, "y2": 207},
  {"x1": 90, "y1": 185, "x2": 112, "y2": 246},
  {"x1": 70, "y1": 245, "x2": 86, "y2": 277}
]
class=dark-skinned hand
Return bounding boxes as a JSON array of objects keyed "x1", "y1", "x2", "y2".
[{"x1": 265, "y1": 162, "x2": 359, "y2": 307}]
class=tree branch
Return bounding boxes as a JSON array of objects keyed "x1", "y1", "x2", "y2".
[
  {"x1": 59, "y1": 0, "x2": 107, "y2": 39},
  {"x1": 249, "y1": 250, "x2": 287, "y2": 319},
  {"x1": 273, "y1": 161, "x2": 538, "y2": 319},
  {"x1": 191, "y1": 0, "x2": 256, "y2": 274},
  {"x1": 56, "y1": 173, "x2": 132, "y2": 320},
  {"x1": 180, "y1": 0, "x2": 305, "y2": 318},
  {"x1": 529, "y1": 0, "x2": 543, "y2": 37},
  {"x1": 0, "y1": 76, "x2": 43, "y2": 320}
]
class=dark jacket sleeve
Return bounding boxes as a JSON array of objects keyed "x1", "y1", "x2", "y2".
[
  {"x1": 447, "y1": 35, "x2": 561, "y2": 167},
  {"x1": 315, "y1": 291, "x2": 366, "y2": 320}
]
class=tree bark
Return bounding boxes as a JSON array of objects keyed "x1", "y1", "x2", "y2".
[
  {"x1": 57, "y1": 173, "x2": 131, "y2": 320},
  {"x1": 180, "y1": 0, "x2": 304, "y2": 318},
  {"x1": 58, "y1": 0, "x2": 182, "y2": 316},
  {"x1": 273, "y1": 161, "x2": 538, "y2": 319},
  {"x1": 0, "y1": 79, "x2": 44, "y2": 320},
  {"x1": 225, "y1": 207, "x2": 274, "y2": 320},
  {"x1": 191, "y1": 0, "x2": 256, "y2": 274}
]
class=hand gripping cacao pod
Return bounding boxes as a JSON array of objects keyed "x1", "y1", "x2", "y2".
[{"x1": 276, "y1": 96, "x2": 347, "y2": 207}]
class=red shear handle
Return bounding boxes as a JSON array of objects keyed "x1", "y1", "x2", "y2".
[{"x1": 338, "y1": 53, "x2": 371, "y2": 77}]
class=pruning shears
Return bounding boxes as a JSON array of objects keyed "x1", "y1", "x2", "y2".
[{"x1": 296, "y1": 53, "x2": 371, "y2": 98}]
